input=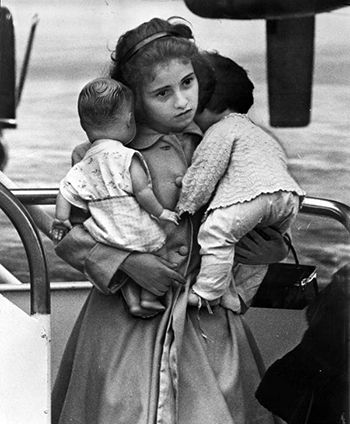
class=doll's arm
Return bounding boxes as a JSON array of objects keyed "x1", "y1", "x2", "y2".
[
  {"x1": 130, "y1": 155, "x2": 179, "y2": 225},
  {"x1": 55, "y1": 191, "x2": 71, "y2": 222},
  {"x1": 51, "y1": 192, "x2": 73, "y2": 242}
]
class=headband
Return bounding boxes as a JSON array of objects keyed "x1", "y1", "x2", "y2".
[{"x1": 120, "y1": 30, "x2": 183, "y2": 64}]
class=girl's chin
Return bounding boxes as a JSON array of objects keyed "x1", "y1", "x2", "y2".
[
  {"x1": 172, "y1": 115, "x2": 195, "y2": 131},
  {"x1": 150, "y1": 115, "x2": 195, "y2": 134}
]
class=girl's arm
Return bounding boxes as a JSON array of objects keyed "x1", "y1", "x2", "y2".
[
  {"x1": 119, "y1": 252, "x2": 186, "y2": 295},
  {"x1": 55, "y1": 225, "x2": 186, "y2": 295},
  {"x1": 130, "y1": 155, "x2": 179, "y2": 224}
]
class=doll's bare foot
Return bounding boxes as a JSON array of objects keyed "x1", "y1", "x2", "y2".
[
  {"x1": 140, "y1": 299, "x2": 166, "y2": 312},
  {"x1": 129, "y1": 304, "x2": 161, "y2": 319}
]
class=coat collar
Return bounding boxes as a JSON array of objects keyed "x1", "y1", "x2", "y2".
[{"x1": 129, "y1": 121, "x2": 203, "y2": 151}]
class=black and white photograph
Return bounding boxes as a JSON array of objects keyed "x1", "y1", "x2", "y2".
[{"x1": 0, "y1": 0, "x2": 349, "y2": 422}]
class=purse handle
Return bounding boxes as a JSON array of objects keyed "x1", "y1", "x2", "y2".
[{"x1": 283, "y1": 233, "x2": 300, "y2": 265}]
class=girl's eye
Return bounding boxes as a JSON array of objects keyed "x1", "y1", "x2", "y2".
[
  {"x1": 156, "y1": 89, "x2": 169, "y2": 98},
  {"x1": 183, "y1": 76, "x2": 194, "y2": 87}
]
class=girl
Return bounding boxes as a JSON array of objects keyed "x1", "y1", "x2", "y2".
[{"x1": 52, "y1": 17, "x2": 287, "y2": 424}]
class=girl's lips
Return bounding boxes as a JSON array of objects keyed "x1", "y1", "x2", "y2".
[{"x1": 175, "y1": 109, "x2": 193, "y2": 119}]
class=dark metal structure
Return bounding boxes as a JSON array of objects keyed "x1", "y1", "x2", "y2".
[{"x1": 184, "y1": 0, "x2": 348, "y2": 127}]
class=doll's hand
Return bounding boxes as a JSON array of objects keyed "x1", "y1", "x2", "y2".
[
  {"x1": 51, "y1": 219, "x2": 72, "y2": 243},
  {"x1": 236, "y1": 228, "x2": 288, "y2": 265},
  {"x1": 159, "y1": 209, "x2": 180, "y2": 225}
]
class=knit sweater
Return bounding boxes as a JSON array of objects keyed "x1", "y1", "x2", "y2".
[{"x1": 177, "y1": 113, "x2": 304, "y2": 215}]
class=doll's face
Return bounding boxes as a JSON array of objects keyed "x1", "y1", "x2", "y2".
[{"x1": 137, "y1": 59, "x2": 198, "y2": 134}]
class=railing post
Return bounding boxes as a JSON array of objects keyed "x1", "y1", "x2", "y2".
[
  {"x1": 0, "y1": 183, "x2": 50, "y2": 314},
  {"x1": 0, "y1": 182, "x2": 51, "y2": 422}
]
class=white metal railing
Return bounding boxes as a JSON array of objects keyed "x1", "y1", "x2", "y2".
[
  {"x1": 0, "y1": 188, "x2": 349, "y2": 304},
  {"x1": 10, "y1": 187, "x2": 350, "y2": 232},
  {"x1": 0, "y1": 183, "x2": 51, "y2": 423},
  {"x1": 300, "y1": 196, "x2": 350, "y2": 233}
]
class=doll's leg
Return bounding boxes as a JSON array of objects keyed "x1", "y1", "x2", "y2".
[
  {"x1": 140, "y1": 289, "x2": 165, "y2": 311},
  {"x1": 122, "y1": 280, "x2": 165, "y2": 316},
  {"x1": 121, "y1": 280, "x2": 143, "y2": 315}
]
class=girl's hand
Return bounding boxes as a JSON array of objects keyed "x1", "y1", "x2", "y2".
[
  {"x1": 235, "y1": 228, "x2": 289, "y2": 265},
  {"x1": 119, "y1": 252, "x2": 186, "y2": 296}
]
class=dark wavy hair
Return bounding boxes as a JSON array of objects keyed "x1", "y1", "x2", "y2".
[
  {"x1": 110, "y1": 17, "x2": 213, "y2": 114},
  {"x1": 203, "y1": 51, "x2": 254, "y2": 114}
]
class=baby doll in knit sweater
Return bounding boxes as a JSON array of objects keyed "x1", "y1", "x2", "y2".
[{"x1": 177, "y1": 52, "x2": 305, "y2": 311}]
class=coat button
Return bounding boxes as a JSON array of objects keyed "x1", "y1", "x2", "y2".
[
  {"x1": 178, "y1": 245, "x2": 189, "y2": 256},
  {"x1": 175, "y1": 176, "x2": 183, "y2": 187}
]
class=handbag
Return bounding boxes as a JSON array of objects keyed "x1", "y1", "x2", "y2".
[{"x1": 252, "y1": 234, "x2": 319, "y2": 309}]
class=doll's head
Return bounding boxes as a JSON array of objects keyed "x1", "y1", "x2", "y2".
[{"x1": 78, "y1": 77, "x2": 136, "y2": 144}]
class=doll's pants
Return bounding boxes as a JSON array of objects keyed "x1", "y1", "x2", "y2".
[{"x1": 193, "y1": 191, "x2": 300, "y2": 304}]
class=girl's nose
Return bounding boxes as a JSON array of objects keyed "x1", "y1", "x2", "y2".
[{"x1": 174, "y1": 91, "x2": 188, "y2": 109}]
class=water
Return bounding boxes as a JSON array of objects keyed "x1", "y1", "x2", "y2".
[{"x1": 1, "y1": 0, "x2": 349, "y2": 286}]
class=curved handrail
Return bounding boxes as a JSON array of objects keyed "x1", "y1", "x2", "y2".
[
  {"x1": 0, "y1": 182, "x2": 50, "y2": 314},
  {"x1": 300, "y1": 196, "x2": 350, "y2": 234},
  {"x1": 10, "y1": 188, "x2": 58, "y2": 205}
]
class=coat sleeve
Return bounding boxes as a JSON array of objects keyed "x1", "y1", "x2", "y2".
[{"x1": 54, "y1": 224, "x2": 130, "y2": 294}]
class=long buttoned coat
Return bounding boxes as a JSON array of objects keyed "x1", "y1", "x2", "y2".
[{"x1": 52, "y1": 123, "x2": 274, "y2": 424}]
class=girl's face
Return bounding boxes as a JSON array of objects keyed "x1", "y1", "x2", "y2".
[{"x1": 138, "y1": 59, "x2": 199, "y2": 134}]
